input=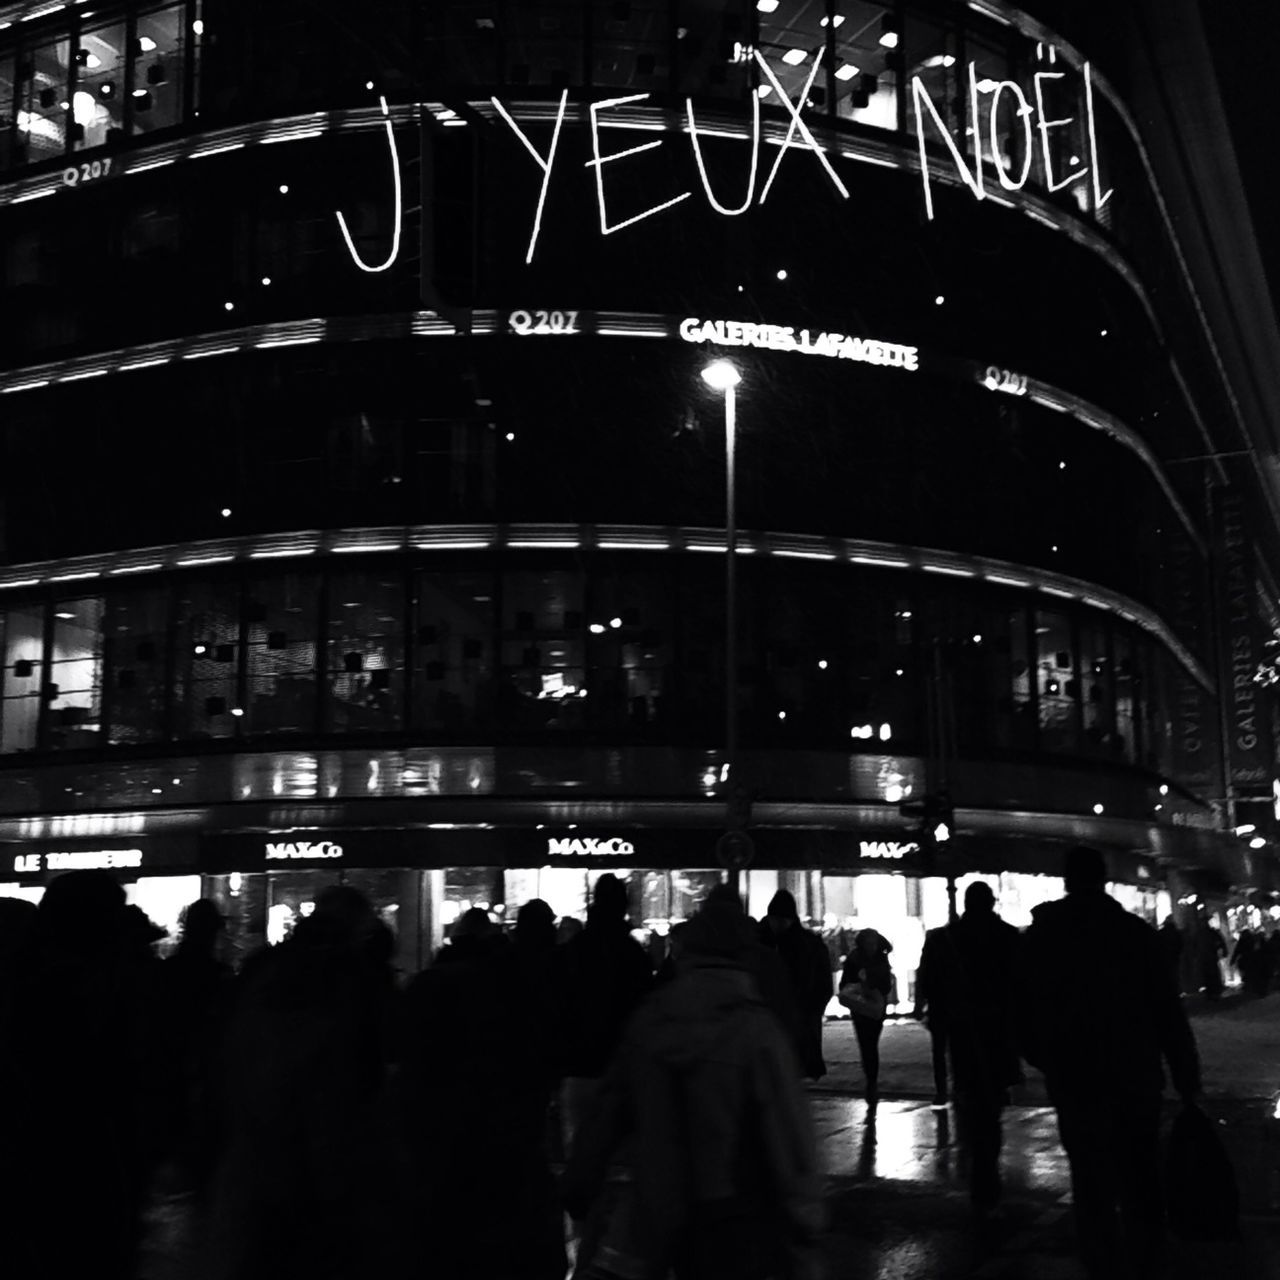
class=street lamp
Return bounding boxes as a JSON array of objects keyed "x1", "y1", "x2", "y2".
[{"x1": 701, "y1": 359, "x2": 745, "y2": 890}]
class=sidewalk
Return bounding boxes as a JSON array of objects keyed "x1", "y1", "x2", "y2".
[{"x1": 809, "y1": 996, "x2": 1280, "y2": 1278}]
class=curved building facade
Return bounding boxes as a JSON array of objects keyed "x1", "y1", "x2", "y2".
[{"x1": 1, "y1": 0, "x2": 1277, "y2": 986}]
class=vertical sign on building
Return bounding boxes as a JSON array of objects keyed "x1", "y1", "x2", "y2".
[
  {"x1": 1215, "y1": 488, "x2": 1272, "y2": 791},
  {"x1": 1161, "y1": 529, "x2": 1223, "y2": 794}
]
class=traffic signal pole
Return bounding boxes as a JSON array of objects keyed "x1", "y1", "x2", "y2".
[{"x1": 928, "y1": 636, "x2": 959, "y2": 922}]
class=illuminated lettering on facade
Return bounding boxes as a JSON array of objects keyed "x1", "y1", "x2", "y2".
[
  {"x1": 546, "y1": 836, "x2": 635, "y2": 856},
  {"x1": 265, "y1": 839, "x2": 345, "y2": 860},
  {"x1": 13, "y1": 848, "x2": 143, "y2": 873},
  {"x1": 679, "y1": 316, "x2": 919, "y2": 370},
  {"x1": 509, "y1": 309, "x2": 579, "y2": 335},
  {"x1": 859, "y1": 840, "x2": 916, "y2": 860},
  {"x1": 330, "y1": 52, "x2": 1112, "y2": 271}
]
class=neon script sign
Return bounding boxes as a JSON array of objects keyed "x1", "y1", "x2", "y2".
[
  {"x1": 336, "y1": 50, "x2": 1112, "y2": 273},
  {"x1": 680, "y1": 317, "x2": 918, "y2": 370}
]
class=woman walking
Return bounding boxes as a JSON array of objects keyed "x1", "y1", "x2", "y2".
[{"x1": 839, "y1": 928, "x2": 894, "y2": 1106}]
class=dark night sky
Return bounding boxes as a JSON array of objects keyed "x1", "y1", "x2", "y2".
[{"x1": 1199, "y1": 0, "x2": 1280, "y2": 314}]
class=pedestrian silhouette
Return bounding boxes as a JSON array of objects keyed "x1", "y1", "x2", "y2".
[
  {"x1": 1157, "y1": 917, "x2": 1183, "y2": 991},
  {"x1": 839, "y1": 927, "x2": 894, "y2": 1105},
  {"x1": 936, "y1": 882, "x2": 1022, "y2": 1217},
  {"x1": 915, "y1": 922, "x2": 954, "y2": 1105},
  {"x1": 563, "y1": 893, "x2": 826, "y2": 1280},
  {"x1": 554, "y1": 874, "x2": 652, "y2": 1158},
  {"x1": 1020, "y1": 846, "x2": 1201, "y2": 1280},
  {"x1": 759, "y1": 889, "x2": 835, "y2": 1079}
]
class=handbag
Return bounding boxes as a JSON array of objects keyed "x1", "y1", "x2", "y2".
[
  {"x1": 837, "y1": 981, "x2": 887, "y2": 1021},
  {"x1": 1163, "y1": 1103, "x2": 1240, "y2": 1241}
]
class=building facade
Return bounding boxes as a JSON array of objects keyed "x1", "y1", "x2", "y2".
[{"x1": 1, "y1": 0, "x2": 1278, "y2": 989}]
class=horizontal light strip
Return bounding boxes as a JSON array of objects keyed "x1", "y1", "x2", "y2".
[
  {"x1": 125, "y1": 157, "x2": 174, "y2": 174},
  {"x1": 249, "y1": 548, "x2": 317, "y2": 559},
  {"x1": 773, "y1": 549, "x2": 837, "y2": 560},
  {"x1": 46, "y1": 570, "x2": 100, "y2": 582},
  {"x1": 840, "y1": 151, "x2": 897, "y2": 169},
  {"x1": 0, "y1": 578, "x2": 40, "y2": 589},
  {"x1": 183, "y1": 346, "x2": 241, "y2": 360},
  {"x1": 109, "y1": 563, "x2": 164, "y2": 575},
  {"x1": 596, "y1": 328, "x2": 668, "y2": 337},
  {"x1": 507, "y1": 540, "x2": 580, "y2": 548},
  {"x1": 118, "y1": 357, "x2": 171, "y2": 372},
  {"x1": 922, "y1": 564, "x2": 975, "y2": 577},
  {"x1": 687, "y1": 544, "x2": 725, "y2": 553},
  {"x1": 11, "y1": 188, "x2": 54, "y2": 203},
  {"x1": 255, "y1": 336, "x2": 322, "y2": 349},
  {"x1": 1041, "y1": 586, "x2": 1076, "y2": 599},
  {"x1": 414, "y1": 540, "x2": 491, "y2": 550},
  {"x1": 1, "y1": 380, "x2": 50, "y2": 394},
  {"x1": 597, "y1": 540, "x2": 671, "y2": 550},
  {"x1": 849, "y1": 555, "x2": 912, "y2": 568},
  {"x1": 176, "y1": 555, "x2": 234, "y2": 566},
  {"x1": 985, "y1": 574, "x2": 1031, "y2": 588},
  {"x1": 261, "y1": 129, "x2": 324, "y2": 144},
  {"x1": 59, "y1": 368, "x2": 108, "y2": 382},
  {"x1": 190, "y1": 142, "x2": 246, "y2": 159},
  {"x1": 331, "y1": 543, "x2": 401, "y2": 553}
]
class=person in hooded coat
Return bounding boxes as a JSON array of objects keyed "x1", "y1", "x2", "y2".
[
  {"x1": 563, "y1": 895, "x2": 825, "y2": 1280},
  {"x1": 759, "y1": 889, "x2": 834, "y2": 1079},
  {"x1": 1020, "y1": 847, "x2": 1200, "y2": 1280},
  {"x1": 839, "y1": 927, "x2": 894, "y2": 1104}
]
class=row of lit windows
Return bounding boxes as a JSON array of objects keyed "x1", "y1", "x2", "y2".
[{"x1": 0, "y1": 562, "x2": 1172, "y2": 772}]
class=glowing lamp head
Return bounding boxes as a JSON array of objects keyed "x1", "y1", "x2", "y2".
[{"x1": 701, "y1": 359, "x2": 741, "y2": 392}]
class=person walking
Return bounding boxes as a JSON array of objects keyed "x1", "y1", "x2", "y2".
[
  {"x1": 555, "y1": 874, "x2": 653, "y2": 1158},
  {"x1": 942, "y1": 882, "x2": 1022, "y2": 1217},
  {"x1": 759, "y1": 889, "x2": 834, "y2": 1079},
  {"x1": 563, "y1": 893, "x2": 825, "y2": 1280},
  {"x1": 1157, "y1": 916, "x2": 1183, "y2": 991},
  {"x1": 914, "y1": 923, "x2": 954, "y2": 1106},
  {"x1": 1020, "y1": 846, "x2": 1201, "y2": 1280},
  {"x1": 838, "y1": 927, "x2": 893, "y2": 1105}
]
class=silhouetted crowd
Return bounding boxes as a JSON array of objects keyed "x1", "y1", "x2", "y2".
[{"x1": 0, "y1": 849, "x2": 1210, "y2": 1280}]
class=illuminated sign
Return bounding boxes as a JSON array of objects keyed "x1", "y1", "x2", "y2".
[
  {"x1": 508, "y1": 308, "x2": 580, "y2": 336},
  {"x1": 546, "y1": 836, "x2": 635, "y2": 856},
  {"x1": 859, "y1": 840, "x2": 916, "y2": 860},
  {"x1": 265, "y1": 839, "x2": 344, "y2": 861},
  {"x1": 13, "y1": 848, "x2": 143, "y2": 873},
  {"x1": 981, "y1": 365, "x2": 1028, "y2": 396},
  {"x1": 679, "y1": 317, "x2": 918, "y2": 371},
  {"x1": 62, "y1": 157, "x2": 115, "y2": 189}
]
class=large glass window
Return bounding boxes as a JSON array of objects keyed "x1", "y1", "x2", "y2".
[
  {"x1": 1035, "y1": 610, "x2": 1078, "y2": 753},
  {"x1": 244, "y1": 575, "x2": 317, "y2": 735},
  {"x1": 0, "y1": 49, "x2": 16, "y2": 170},
  {"x1": 502, "y1": 1, "x2": 584, "y2": 88},
  {"x1": 48, "y1": 596, "x2": 103, "y2": 750},
  {"x1": 17, "y1": 35, "x2": 70, "y2": 165},
  {"x1": 133, "y1": 5, "x2": 188, "y2": 135},
  {"x1": 1, "y1": 608, "x2": 42, "y2": 754},
  {"x1": 1079, "y1": 621, "x2": 1114, "y2": 757},
  {"x1": 756, "y1": 0, "x2": 829, "y2": 116},
  {"x1": 1114, "y1": 629, "x2": 1136, "y2": 764},
  {"x1": 586, "y1": 569, "x2": 670, "y2": 736},
  {"x1": 414, "y1": 571, "x2": 495, "y2": 734},
  {"x1": 499, "y1": 570, "x2": 585, "y2": 734},
  {"x1": 589, "y1": 0, "x2": 671, "y2": 93},
  {"x1": 106, "y1": 590, "x2": 169, "y2": 745},
  {"x1": 833, "y1": 1, "x2": 900, "y2": 130},
  {"x1": 328, "y1": 573, "x2": 404, "y2": 732},
  {"x1": 175, "y1": 581, "x2": 241, "y2": 739},
  {"x1": 73, "y1": 20, "x2": 126, "y2": 152}
]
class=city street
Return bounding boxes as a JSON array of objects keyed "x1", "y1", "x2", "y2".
[{"x1": 814, "y1": 995, "x2": 1280, "y2": 1278}]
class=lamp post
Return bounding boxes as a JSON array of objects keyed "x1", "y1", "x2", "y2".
[{"x1": 701, "y1": 358, "x2": 746, "y2": 891}]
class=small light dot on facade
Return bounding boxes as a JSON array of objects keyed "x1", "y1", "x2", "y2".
[
  {"x1": 610, "y1": 617, "x2": 623, "y2": 629},
  {"x1": 895, "y1": 668, "x2": 904, "y2": 677},
  {"x1": 172, "y1": 778, "x2": 180, "y2": 785},
  {"x1": 231, "y1": 707, "x2": 245, "y2": 717},
  {"x1": 972, "y1": 634, "x2": 982, "y2": 644},
  {"x1": 193, "y1": 18, "x2": 204, "y2": 35},
  {"x1": 818, "y1": 659, "x2": 828, "y2": 670},
  {"x1": 1100, "y1": 328, "x2": 1108, "y2": 336},
  {"x1": 778, "y1": 711, "x2": 786, "y2": 720},
  {"x1": 1059, "y1": 461, "x2": 1066, "y2": 470},
  {"x1": 152, "y1": 787, "x2": 162, "y2": 794},
  {"x1": 261, "y1": 276, "x2": 272, "y2": 286},
  {"x1": 1159, "y1": 784, "x2": 1169, "y2": 796},
  {"x1": 220, "y1": 507, "x2": 231, "y2": 517},
  {"x1": 194, "y1": 644, "x2": 207, "y2": 656},
  {"x1": 1251, "y1": 837, "x2": 1267, "y2": 849},
  {"x1": 505, "y1": 432, "x2": 515, "y2": 442},
  {"x1": 366, "y1": 79, "x2": 375, "y2": 90},
  {"x1": 224, "y1": 301, "x2": 234, "y2": 312},
  {"x1": 1093, "y1": 803, "x2": 1104, "y2": 815},
  {"x1": 701, "y1": 359, "x2": 740, "y2": 391},
  {"x1": 1051, "y1": 544, "x2": 1059, "y2": 552},
  {"x1": 279, "y1": 184, "x2": 289, "y2": 194},
  {"x1": 589, "y1": 623, "x2": 606, "y2": 634},
  {"x1": 757, "y1": 0, "x2": 779, "y2": 10},
  {"x1": 1155, "y1": 804, "x2": 1162, "y2": 812},
  {"x1": 776, "y1": 268, "x2": 789, "y2": 280},
  {"x1": 879, "y1": 723, "x2": 891, "y2": 741},
  {"x1": 934, "y1": 295, "x2": 944, "y2": 305},
  {"x1": 884, "y1": 783, "x2": 904, "y2": 803}
]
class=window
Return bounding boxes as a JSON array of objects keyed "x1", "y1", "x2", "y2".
[
  {"x1": 414, "y1": 572, "x2": 494, "y2": 734},
  {"x1": 48, "y1": 597, "x2": 103, "y2": 749},
  {"x1": 175, "y1": 582, "x2": 241, "y2": 738},
  {"x1": 244, "y1": 575, "x2": 317, "y2": 735},
  {"x1": 133, "y1": 5, "x2": 188, "y2": 134},
  {"x1": 1079, "y1": 622, "x2": 1114, "y2": 757},
  {"x1": 673, "y1": 0, "x2": 750, "y2": 99},
  {"x1": 756, "y1": 0, "x2": 828, "y2": 115},
  {"x1": 17, "y1": 35, "x2": 70, "y2": 165},
  {"x1": 1114, "y1": 629, "x2": 1136, "y2": 764},
  {"x1": 590, "y1": 0, "x2": 671, "y2": 92},
  {"x1": 1005, "y1": 607, "x2": 1035, "y2": 748},
  {"x1": 73, "y1": 20, "x2": 126, "y2": 152},
  {"x1": 833, "y1": 1, "x2": 900, "y2": 131},
  {"x1": 328, "y1": 574, "x2": 404, "y2": 732},
  {"x1": 106, "y1": 590, "x2": 169, "y2": 745},
  {"x1": 502, "y1": 2, "x2": 584, "y2": 88},
  {"x1": 1, "y1": 607, "x2": 42, "y2": 753},
  {"x1": 1035, "y1": 610, "x2": 1077, "y2": 752},
  {"x1": 499, "y1": 570, "x2": 585, "y2": 734},
  {"x1": 0, "y1": 49, "x2": 16, "y2": 170},
  {"x1": 586, "y1": 570, "x2": 670, "y2": 736}
]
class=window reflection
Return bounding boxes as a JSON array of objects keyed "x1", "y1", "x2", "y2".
[
  {"x1": 328, "y1": 574, "x2": 403, "y2": 732},
  {"x1": 175, "y1": 581, "x2": 241, "y2": 739},
  {"x1": 1, "y1": 607, "x2": 42, "y2": 754},
  {"x1": 1035, "y1": 610, "x2": 1077, "y2": 752},
  {"x1": 244, "y1": 575, "x2": 317, "y2": 734},
  {"x1": 133, "y1": 4, "x2": 188, "y2": 135},
  {"x1": 48, "y1": 597, "x2": 104, "y2": 750},
  {"x1": 106, "y1": 591, "x2": 168, "y2": 745},
  {"x1": 587, "y1": 570, "x2": 669, "y2": 736},
  {"x1": 74, "y1": 21, "x2": 126, "y2": 151},
  {"x1": 415, "y1": 572, "x2": 494, "y2": 734},
  {"x1": 1079, "y1": 622, "x2": 1113, "y2": 757},
  {"x1": 499, "y1": 570, "x2": 585, "y2": 734},
  {"x1": 17, "y1": 36, "x2": 69, "y2": 165},
  {"x1": 1114, "y1": 630, "x2": 1136, "y2": 764},
  {"x1": 0, "y1": 50, "x2": 16, "y2": 170},
  {"x1": 833, "y1": 1, "x2": 900, "y2": 130}
]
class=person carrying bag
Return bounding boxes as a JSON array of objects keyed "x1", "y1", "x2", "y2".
[{"x1": 838, "y1": 929, "x2": 893, "y2": 1105}]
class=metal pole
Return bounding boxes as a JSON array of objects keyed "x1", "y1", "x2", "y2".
[{"x1": 725, "y1": 382, "x2": 740, "y2": 895}]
